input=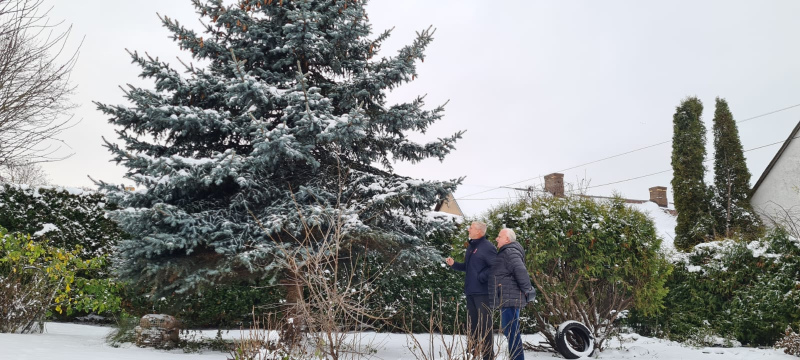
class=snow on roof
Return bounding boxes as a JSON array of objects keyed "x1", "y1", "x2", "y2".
[{"x1": 629, "y1": 201, "x2": 678, "y2": 258}]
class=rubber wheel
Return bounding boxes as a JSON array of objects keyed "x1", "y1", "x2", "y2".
[{"x1": 555, "y1": 321, "x2": 595, "y2": 359}]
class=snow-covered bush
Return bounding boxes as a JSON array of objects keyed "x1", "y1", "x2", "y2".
[
  {"x1": 776, "y1": 326, "x2": 800, "y2": 357},
  {"x1": 0, "y1": 227, "x2": 121, "y2": 333},
  {"x1": 0, "y1": 185, "x2": 125, "y2": 259},
  {"x1": 486, "y1": 195, "x2": 672, "y2": 351},
  {"x1": 630, "y1": 229, "x2": 800, "y2": 346}
]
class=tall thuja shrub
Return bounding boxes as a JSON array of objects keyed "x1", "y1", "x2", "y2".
[
  {"x1": 710, "y1": 98, "x2": 762, "y2": 238},
  {"x1": 95, "y1": 0, "x2": 462, "y2": 295},
  {"x1": 671, "y1": 97, "x2": 712, "y2": 251}
]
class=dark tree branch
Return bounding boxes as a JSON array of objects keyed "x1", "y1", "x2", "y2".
[{"x1": 0, "y1": 0, "x2": 81, "y2": 168}]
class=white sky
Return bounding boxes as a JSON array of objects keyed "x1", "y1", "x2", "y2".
[{"x1": 41, "y1": 0, "x2": 800, "y2": 217}]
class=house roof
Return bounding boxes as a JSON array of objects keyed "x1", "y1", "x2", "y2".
[
  {"x1": 751, "y1": 119, "x2": 800, "y2": 196},
  {"x1": 434, "y1": 193, "x2": 464, "y2": 217}
]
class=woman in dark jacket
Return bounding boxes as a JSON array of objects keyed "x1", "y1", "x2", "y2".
[{"x1": 490, "y1": 228, "x2": 532, "y2": 360}]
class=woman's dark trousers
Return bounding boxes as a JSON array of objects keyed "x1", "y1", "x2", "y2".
[{"x1": 501, "y1": 307, "x2": 524, "y2": 360}]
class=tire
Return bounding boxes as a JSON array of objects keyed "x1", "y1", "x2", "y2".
[{"x1": 555, "y1": 321, "x2": 594, "y2": 359}]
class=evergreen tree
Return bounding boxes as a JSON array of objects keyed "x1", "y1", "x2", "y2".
[
  {"x1": 671, "y1": 97, "x2": 712, "y2": 251},
  {"x1": 711, "y1": 98, "x2": 762, "y2": 238},
  {"x1": 96, "y1": 0, "x2": 462, "y2": 294}
]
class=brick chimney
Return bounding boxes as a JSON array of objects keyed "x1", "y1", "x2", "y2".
[
  {"x1": 649, "y1": 186, "x2": 668, "y2": 207},
  {"x1": 544, "y1": 173, "x2": 564, "y2": 197}
]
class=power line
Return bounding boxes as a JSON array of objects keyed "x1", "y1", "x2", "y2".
[
  {"x1": 457, "y1": 134, "x2": 798, "y2": 201},
  {"x1": 584, "y1": 134, "x2": 800, "y2": 190},
  {"x1": 458, "y1": 101, "x2": 800, "y2": 199},
  {"x1": 456, "y1": 186, "x2": 548, "y2": 201},
  {"x1": 457, "y1": 197, "x2": 522, "y2": 201},
  {"x1": 585, "y1": 169, "x2": 673, "y2": 189},
  {"x1": 737, "y1": 103, "x2": 800, "y2": 123}
]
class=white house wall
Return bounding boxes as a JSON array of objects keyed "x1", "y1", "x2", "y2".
[{"x1": 751, "y1": 136, "x2": 800, "y2": 227}]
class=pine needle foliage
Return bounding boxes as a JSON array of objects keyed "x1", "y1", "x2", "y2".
[{"x1": 95, "y1": 0, "x2": 463, "y2": 294}]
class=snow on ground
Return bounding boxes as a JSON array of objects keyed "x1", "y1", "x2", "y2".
[{"x1": 0, "y1": 323, "x2": 795, "y2": 360}]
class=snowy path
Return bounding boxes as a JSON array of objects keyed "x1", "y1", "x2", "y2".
[{"x1": 0, "y1": 323, "x2": 795, "y2": 359}]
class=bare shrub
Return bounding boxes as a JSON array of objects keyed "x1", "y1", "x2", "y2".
[
  {"x1": 240, "y1": 184, "x2": 393, "y2": 359},
  {"x1": 404, "y1": 296, "x2": 507, "y2": 360},
  {"x1": 0, "y1": 265, "x2": 57, "y2": 333},
  {"x1": 0, "y1": 0, "x2": 80, "y2": 167},
  {"x1": 776, "y1": 326, "x2": 800, "y2": 357},
  {"x1": 758, "y1": 201, "x2": 800, "y2": 240},
  {"x1": 0, "y1": 160, "x2": 49, "y2": 185},
  {"x1": 228, "y1": 311, "x2": 296, "y2": 360}
]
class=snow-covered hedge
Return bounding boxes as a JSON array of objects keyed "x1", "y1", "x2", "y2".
[
  {"x1": 630, "y1": 229, "x2": 800, "y2": 346},
  {"x1": 0, "y1": 185, "x2": 125, "y2": 259},
  {"x1": 486, "y1": 195, "x2": 672, "y2": 351}
]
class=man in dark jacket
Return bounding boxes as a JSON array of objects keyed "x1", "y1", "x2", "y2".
[
  {"x1": 489, "y1": 228, "x2": 533, "y2": 360},
  {"x1": 446, "y1": 221, "x2": 496, "y2": 360}
]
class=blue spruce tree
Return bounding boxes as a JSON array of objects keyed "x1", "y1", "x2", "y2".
[{"x1": 96, "y1": 0, "x2": 462, "y2": 294}]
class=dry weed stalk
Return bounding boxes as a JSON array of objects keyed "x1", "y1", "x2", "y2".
[
  {"x1": 0, "y1": 265, "x2": 61, "y2": 333},
  {"x1": 404, "y1": 295, "x2": 508, "y2": 360},
  {"x1": 242, "y1": 160, "x2": 392, "y2": 359}
]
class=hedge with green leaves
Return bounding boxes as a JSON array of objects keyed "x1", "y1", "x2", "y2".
[
  {"x1": 0, "y1": 227, "x2": 121, "y2": 332},
  {"x1": 485, "y1": 195, "x2": 672, "y2": 350},
  {"x1": 628, "y1": 229, "x2": 800, "y2": 346}
]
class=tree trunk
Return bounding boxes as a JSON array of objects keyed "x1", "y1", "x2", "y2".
[
  {"x1": 726, "y1": 174, "x2": 733, "y2": 238},
  {"x1": 280, "y1": 268, "x2": 304, "y2": 346}
]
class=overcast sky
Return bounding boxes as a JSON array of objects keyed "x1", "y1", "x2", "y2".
[{"x1": 42, "y1": 0, "x2": 800, "y2": 217}]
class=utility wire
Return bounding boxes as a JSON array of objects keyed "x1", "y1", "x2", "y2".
[
  {"x1": 737, "y1": 103, "x2": 800, "y2": 123},
  {"x1": 585, "y1": 134, "x2": 800, "y2": 190},
  {"x1": 458, "y1": 101, "x2": 800, "y2": 199},
  {"x1": 457, "y1": 133, "x2": 800, "y2": 200}
]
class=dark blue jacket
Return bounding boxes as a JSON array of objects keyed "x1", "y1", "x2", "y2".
[{"x1": 450, "y1": 236, "x2": 497, "y2": 295}]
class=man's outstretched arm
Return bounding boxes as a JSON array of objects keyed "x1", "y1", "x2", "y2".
[{"x1": 446, "y1": 257, "x2": 466, "y2": 272}]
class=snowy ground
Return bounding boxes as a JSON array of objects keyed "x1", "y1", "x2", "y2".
[{"x1": 0, "y1": 322, "x2": 795, "y2": 360}]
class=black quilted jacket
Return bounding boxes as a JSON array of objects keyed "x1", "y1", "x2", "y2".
[{"x1": 489, "y1": 241, "x2": 533, "y2": 308}]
